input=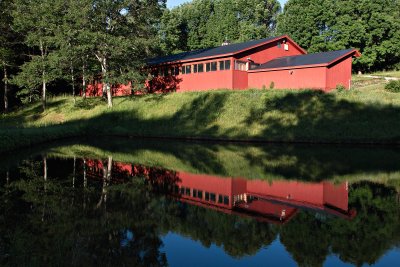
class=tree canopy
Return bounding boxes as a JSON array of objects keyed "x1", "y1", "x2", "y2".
[
  {"x1": 277, "y1": 0, "x2": 400, "y2": 71},
  {"x1": 158, "y1": 0, "x2": 281, "y2": 54}
]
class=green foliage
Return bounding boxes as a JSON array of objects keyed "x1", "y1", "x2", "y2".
[
  {"x1": 158, "y1": 0, "x2": 281, "y2": 53},
  {"x1": 336, "y1": 84, "x2": 346, "y2": 92},
  {"x1": 277, "y1": 0, "x2": 400, "y2": 72},
  {"x1": 385, "y1": 80, "x2": 400, "y2": 93}
]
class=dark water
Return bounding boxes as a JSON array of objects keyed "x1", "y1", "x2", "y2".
[{"x1": 0, "y1": 138, "x2": 399, "y2": 267}]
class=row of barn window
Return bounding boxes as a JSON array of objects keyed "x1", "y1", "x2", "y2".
[
  {"x1": 154, "y1": 59, "x2": 255, "y2": 77},
  {"x1": 174, "y1": 185, "x2": 230, "y2": 205}
]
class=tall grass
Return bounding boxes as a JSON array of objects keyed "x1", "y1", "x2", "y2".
[{"x1": 1, "y1": 83, "x2": 400, "y2": 152}]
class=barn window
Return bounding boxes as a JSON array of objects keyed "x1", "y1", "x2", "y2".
[
  {"x1": 223, "y1": 196, "x2": 229, "y2": 205},
  {"x1": 219, "y1": 61, "x2": 225, "y2": 70},
  {"x1": 210, "y1": 193, "x2": 216, "y2": 202},
  {"x1": 181, "y1": 66, "x2": 186, "y2": 74},
  {"x1": 277, "y1": 41, "x2": 281, "y2": 48},
  {"x1": 185, "y1": 65, "x2": 192, "y2": 74},
  {"x1": 211, "y1": 62, "x2": 217, "y2": 71},
  {"x1": 205, "y1": 192, "x2": 210, "y2": 201},
  {"x1": 193, "y1": 64, "x2": 198, "y2": 73},
  {"x1": 197, "y1": 63, "x2": 204, "y2": 72},
  {"x1": 225, "y1": 60, "x2": 231, "y2": 70},
  {"x1": 174, "y1": 67, "x2": 179, "y2": 75},
  {"x1": 206, "y1": 62, "x2": 211, "y2": 72},
  {"x1": 220, "y1": 60, "x2": 231, "y2": 70},
  {"x1": 234, "y1": 60, "x2": 247, "y2": 71}
]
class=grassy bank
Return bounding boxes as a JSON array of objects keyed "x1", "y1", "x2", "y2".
[{"x1": 1, "y1": 78, "x2": 400, "y2": 152}]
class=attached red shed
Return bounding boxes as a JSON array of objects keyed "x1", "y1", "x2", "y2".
[{"x1": 248, "y1": 49, "x2": 361, "y2": 91}]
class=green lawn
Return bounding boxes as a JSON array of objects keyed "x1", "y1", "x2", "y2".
[
  {"x1": 370, "y1": 70, "x2": 400, "y2": 78},
  {"x1": 1, "y1": 79, "x2": 400, "y2": 152}
]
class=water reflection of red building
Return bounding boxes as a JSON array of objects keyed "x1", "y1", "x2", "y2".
[{"x1": 84, "y1": 159, "x2": 356, "y2": 223}]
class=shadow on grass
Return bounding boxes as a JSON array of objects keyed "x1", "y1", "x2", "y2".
[
  {"x1": 2, "y1": 90, "x2": 400, "y2": 180},
  {"x1": 73, "y1": 98, "x2": 105, "y2": 110},
  {"x1": 244, "y1": 90, "x2": 400, "y2": 142}
]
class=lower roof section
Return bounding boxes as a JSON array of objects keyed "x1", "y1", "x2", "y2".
[{"x1": 250, "y1": 48, "x2": 361, "y2": 72}]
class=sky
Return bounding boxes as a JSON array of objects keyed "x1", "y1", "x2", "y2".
[{"x1": 167, "y1": 0, "x2": 288, "y2": 9}]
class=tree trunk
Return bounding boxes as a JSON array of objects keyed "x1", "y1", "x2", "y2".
[
  {"x1": 106, "y1": 84, "x2": 112, "y2": 108},
  {"x1": 42, "y1": 75, "x2": 46, "y2": 111},
  {"x1": 40, "y1": 40, "x2": 46, "y2": 111},
  {"x1": 96, "y1": 156, "x2": 112, "y2": 209},
  {"x1": 3, "y1": 65, "x2": 8, "y2": 113},
  {"x1": 43, "y1": 156, "x2": 47, "y2": 182},
  {"x1": 73, "y1": 156, "x2": 76, "y2": 188},
  {"x1": 83, "y1": 159, "x2": 87, "y2": 188},
  {"x1": 70, "y1": 63, "x2": 76, "y2": 104},
  {"x1": 82, "y1": 63, "x2": 86, "y2": 99},
  {"x1": 99, "y1": 56, "x2": 112, "y2": 108}
]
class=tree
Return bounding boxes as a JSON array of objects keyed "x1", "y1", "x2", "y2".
[
  {"x1": 0, "y1": 0, "x2": 18, "y2": 112},
  {"x1": 85, "y1": 0, "x2": 166, "y2": 108},
  {"x1": 12, "y1": 0, "x2": 64, "y2": 110},
  {"x1": 158, "y1": 0, "x2": 281, "y2": 53},
  {"x1": 277, "y1": 0, "x2": 400, "y2": 72},
  {"x1": 55, "y1": 0, "x2": 97, "y2": 102}
]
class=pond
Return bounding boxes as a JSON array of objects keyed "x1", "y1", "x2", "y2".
[{"x1": 0, "y1": 138, "x2": 399, "y2": 266}]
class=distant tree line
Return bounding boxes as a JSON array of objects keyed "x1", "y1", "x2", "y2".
[{"x1": 1, "y1": 0, "x2": 399, "y2": 112}]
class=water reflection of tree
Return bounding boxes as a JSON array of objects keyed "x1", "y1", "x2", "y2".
[
  {"x1": 280, "y1": 181, "x2": 400, "y2": 267},
  {"x1": 1, "y1": 158, "x2": 400, "y2": 266},
  {"x1": 0, "y1": 159, "x2": 168, "y2": 267}
]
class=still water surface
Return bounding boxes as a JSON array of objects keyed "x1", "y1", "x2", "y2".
[{"x1": 0, "y1": 138, "x2": 399, "y2": 266}]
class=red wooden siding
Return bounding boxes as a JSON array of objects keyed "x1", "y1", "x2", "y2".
[
  {"x1": 236, "y1": 38, "x2": 305, "y2": 63},
  {"x1": 326, "y1": 56, "x2": 353, "y2": 90},
  {"x1": 84, "y1": 82, "x2": 132, "y2": 97},
  {"x1": 248, "y1": 66, "x2": 328, "y2": 90}
]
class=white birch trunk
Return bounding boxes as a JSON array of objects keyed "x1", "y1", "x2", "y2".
[
  {"x1": 70, "y1": 63, "x2": 76, "y2": 104},
  {"x1": 3, "y1": 65, "x2": 8, "y2": 112},
  {"x1": 82, "y1": 63, "x2": 86, "y2": 99},
  {"x1": 97, "y1": 55, "x2": 113, "y2": 108},
  {"x1": 40, "y1": 40, "x2": 47, "y2": 110}
]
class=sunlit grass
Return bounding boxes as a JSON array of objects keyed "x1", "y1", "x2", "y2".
[{"x1": 1, "y1": 80, "x2": 400, "y2": 152}]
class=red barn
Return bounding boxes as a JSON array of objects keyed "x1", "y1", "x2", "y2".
[
  {"x1": 84, "y1": 35, "x2": 360, "y2": 96},
  {"x1": 148, "y1": 35, "x2": 360, "y2": 92}
]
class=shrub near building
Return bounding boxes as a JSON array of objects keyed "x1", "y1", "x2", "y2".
[{"x1": 385, "y1": 81, "x2": 400, "y2": 93}]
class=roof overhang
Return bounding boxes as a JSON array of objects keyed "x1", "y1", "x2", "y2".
[{"x1": 248, "y1": 49, "x2": 361, "y2": 73}]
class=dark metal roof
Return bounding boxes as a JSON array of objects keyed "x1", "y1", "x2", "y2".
[
  {"x1": 253, "y1": 49, "x2": 356, "y2": 70},
  {"x1": 148, "y1": 36, "x2": 282, "y2": 65}
]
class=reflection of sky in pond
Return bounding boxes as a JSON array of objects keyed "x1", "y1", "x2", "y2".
[
  {"x1": 120, "y1": 230, "x2": 134, "y2": 247},
  {"x1": 162, "y1": 232, "x2": 400, "y2": 267},
  {"x1": 162, "y1": 233, "x2": 297, "y2": 266}
]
